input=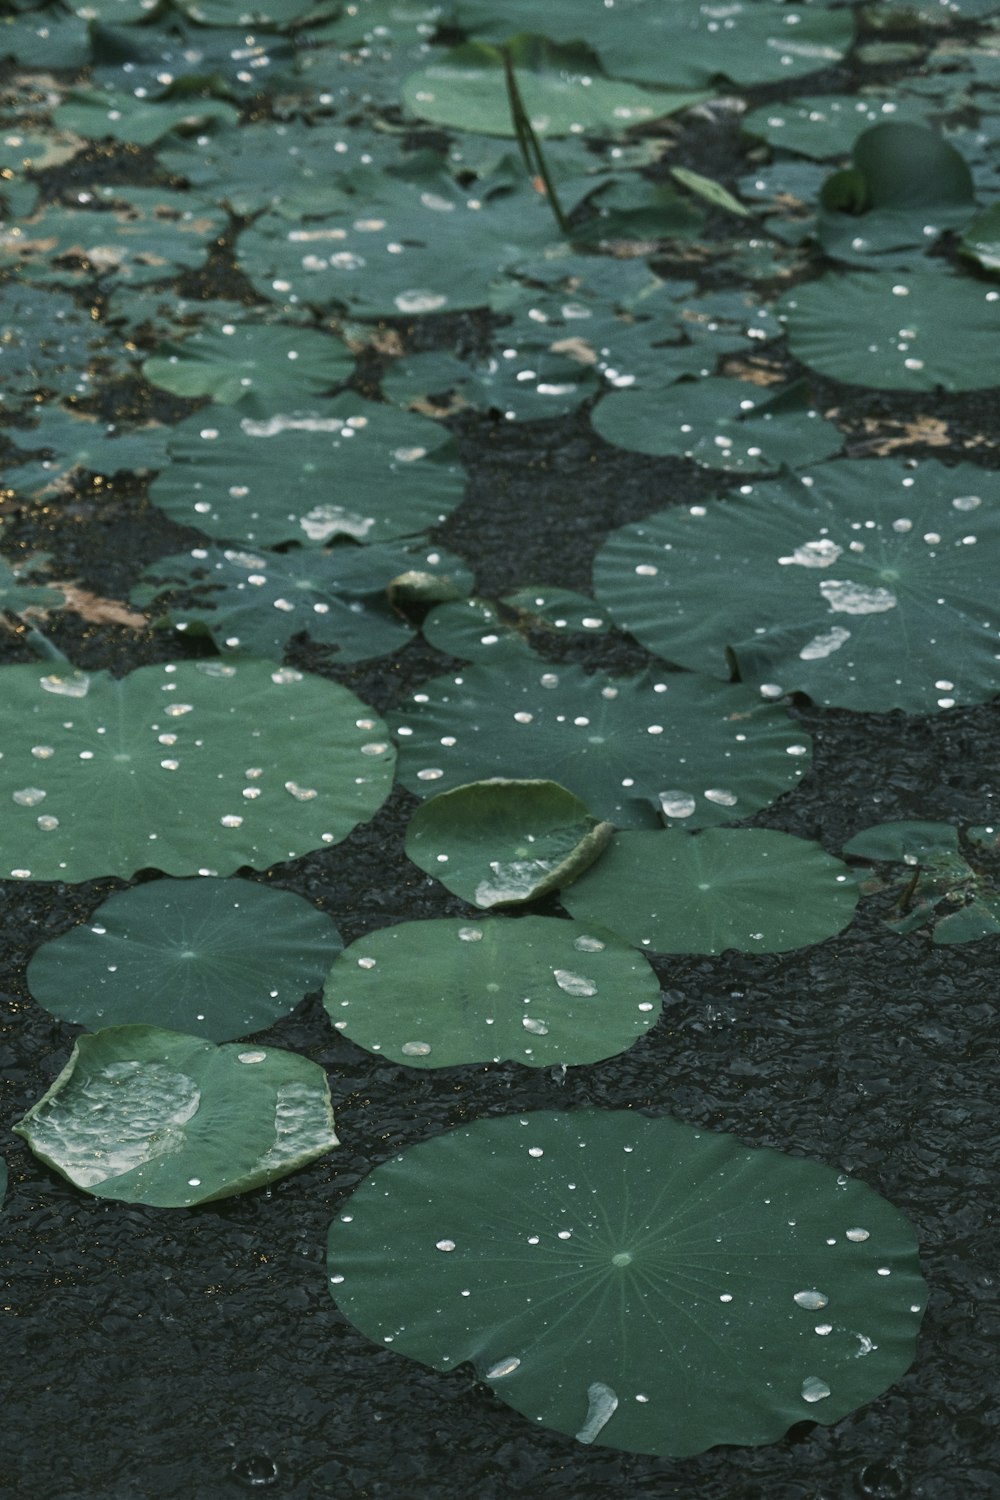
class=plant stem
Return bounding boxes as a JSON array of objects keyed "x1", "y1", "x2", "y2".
[{"x1": 500, "y1": 46, "x2": 571, "y2": 238}]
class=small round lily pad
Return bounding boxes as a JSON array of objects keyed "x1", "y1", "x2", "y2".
[
  {"x1": 26, "y1": 878, "x2": 343, "y2": 1042},
  {"x1": 15, "y1": 1025, "x2": 338, "y2": 1207},
  {"x1": 561, "y1": 828, "x2": 858, "y2": 954},
  {"x1": 405, "y1": 779, "x2": 613, "y2": 908},
  {"x1": 323, "y1": 916, "x2": 661, "y2": 1068},
  {"x1": 327, "y1": 1109, "x2": 926, "y2": 1455}
]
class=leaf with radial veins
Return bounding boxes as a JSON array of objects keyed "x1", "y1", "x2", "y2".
[
  {"x1": 592, "y1": 461, "x2": 1000, "y2": 711},
  {"x1": 392, "y1": 657, "x2": 810, "y2": 829},
  {"x1": 0, "y1": 658, "x2": 394, "y2": 881},
  {"x1": 147, "y1": 395, "x2": 465, "y2": 548},
  {"x1": 15, "y1": 1025, "x2": 338, "y2": 1207},
  {"x1": 26, "y1": 878, "x2": 343, "y2": 1042},
  {"x1": 561, "y1": 828, "x2": 858, "y2": 954},
  {"x1": 323, "y1": 916, "x2": 660, "y2": 1067},
  {"x1": 327, "y1": 1109, "x2": 926, "y2": 1455},
  {"x1": 405, "y1": 779, "x2": 613, "y2": 907}
]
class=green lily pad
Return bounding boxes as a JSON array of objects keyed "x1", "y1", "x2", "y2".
[
  {"x1": 26, "y1": 878, "x2": 343, "y2": 1042},
  {"x1": 0, "y1": 188, "x2": 226, "y2": 287},
  {"x1": 0, "y1": 284, "x2": 109, "y2": 412},
  {"x1": 741, "y1": 95, "x2": 930, "y2": 162},
  {"x1": 327, "y1": 1109, "x2": 925, "y2": 1455},
  {"x1": 15, "y1": 1025, "x2": 338, "y2": 1207},
  {"x1": 142, "y1": 321, "x2": 354, "y2": 412},
  {"x1": 147, "y1": 396, "x2": 465, "y2": 547},
  {"x1": 0, "y1": 556, "x2": 66, "y2": 617},
  {"x1": 591, "y1": 377, "x2": 841, "y2": 469},
  {"x1": 402, "y1": 36, "x2": 705, "y2": 139},
  {"x1": 816, "y1": 123, "x2": 976, "y2": 265},
  {"x1": 405, "y1": 779, "x2": 614, "y2": 907},
  {"x1": 381, "y1": 347, "x2": 598, "y2": 423},
  {"x1": 500, "y1": 587, "x2": 611, "y2": 635},
  {"x1": 54, "y1": 87, "x2": 238, "y2": 146},
  {"x1": 0, "y1": 658, "x2": 394, "y2": 882},
  {"x1": 236, "y1": 153, "x2": 561, "y2": 320},
  {"x1": 420, "y1": 597, "x2": 535, "y2": 661},
  {"x1": 174, "y1": 0, "x2": 337, "y2": 24},
  {"x1": 562, "y1": 828, "x2": 858, "y2": 954},
  {"x1": 592, "y1": 460, "x2": 1000, "y2": 712},
  {"x1": 88, "y1": 20, "x2": 297, "y2": 100},
  {"x1": 323, "y1": 916, "x2": 660, "y2": 1067},
  {"x1": 8, "y1": 405, "x2": 169, "y2": 500},
  {"x1": 450, "y1": 0, "x2": 855, "y2": 90},
  {"x1": 135, "y1": 540, "x2": 472, "y2": 662},
  {"x1": 844, "y1": 820, "x2": 1000, "y2": 944},
  {"x1": 392, "y1": 658, "x2": 811, "y2": 828},
  {"x1": 777, "y1": 270, "x2": 1000, "y2": 391}
]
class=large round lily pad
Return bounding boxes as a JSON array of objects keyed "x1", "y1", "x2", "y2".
[
  {"x1": 26, "y1": 878, "x2": 343, "y2": 1042},
  {"x1": 323, "y1": 916, "x2": 660, "y2": 1067},
  {"x1": 15, "y1": 1025, "x2": 338, "y2": 1207},
  {"x1": 561, "y1": 828, "x2": 858, "y2": 954},
  {"x1": 592, "y1": 461, "x2": 1000, "y2": 711},
  {"x1": 147, "y1": 396, "x2": 466, "y2": 547},
  {"x1": 405, "y1": 779, "x2": 613, "y2": 907},
  {"x1": 392, "y1": 659, "x2": 811, "y2": 828},
  {"x1": 327, "y1": 1109, "x2": 926, "y2": 1455},
  {"x1": 142, "y1": 321, "x2": 354, "y2": 412},
  {"x1": 0, "y1": 658, "x2": 394, "y2": 881},
  {"x1": 777, "y1": 271, "x2": 1000, "y2": 391}
]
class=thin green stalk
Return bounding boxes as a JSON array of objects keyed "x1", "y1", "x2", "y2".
[{"x1": 500, "y1": 46, "x2": 571, "y2": 238}]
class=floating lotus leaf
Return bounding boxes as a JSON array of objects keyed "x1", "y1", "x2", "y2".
[
  {"x1": 142, "y1": 321, "x2": 354, "y2": 411},
  {"x1": 381, "y1": 347, "x2": 597, "y2": 422},
  {"x1": 592, "y1": 461, "x2": 1000, "y2": 711},
  {"x1": 0, "y1": 658, "x2": 394, "y2": 881},
  {"x1": 0, "y1": 188, "x2": 227, "y2": 286},
  {"x1": 420, "y1": 598, "x2": 535, "y2": 661},
  {"x1": 147, "y1": 396, "x2": 465, "y2": 547},
  {"x1": 327, "y1": 1109, "x2": 926, "y2": 1455},
  {"x1": 323, "y1": 916, "x2": 659, "y2": 1067},
  {"x1": 236, "y1": 154, "x2": 560, "y2": 319},
  {"x1": 136, "y1": 540, "x2": 472, "y2": 662},
  {"x1": 450, "y1": 0, "x2": 855, "y2": 89},
  {"x1": 54, "y1": 87, "x2": 238, "y2": 145},
  {"x1": 959, "y1": 202, "x2": 1000, "y2": 272},
  {"x1": 741, "y1": 95, "x2": 929, "y2": 161},
  {"x1": 402, "y1": 37, "x2": 705, "y2": 139},
  {"x1": 405, "y1": 779, "x2": 614, "y2": 907},
  {"x1": 0, "y1": 557, "x2": 66, "y2": 616},
  {"x1": 173, "y1": 0, "x2": 337, "y2": 26},
  {"x1": 777, "y1": 271, "x2": 1000, "y2": 391},
  {"x1": 15, "y1": 1025, "x2": 338, "y2": 1207},
  {"x1": 561, "y1": 828, "x2": 858, "y2": 954},
  {"x1": 591, "y1": 377, "x2": 841, "y2": 469},
  {"x1": 392, "y1": 658, "x2": 811, "y2": 828},
  {"x1": 844, "y1": 820, "x2": 1000, "y2": 944},
  {"x1": 26, "y1": 878, "x2": 343, "y2": 1042},
  {"x1": 500, "y1": 587, "x2": 611, "y2": 635},
  {"x1": 88, "y1": 19, "x2": 297, "y2": 99},
  {"x1": 9, "y1": 405, "x2": 168, "y2": 499},
  {"x1": 0, "y1": 284, "x2": 108, "y2": 412},
  {"x1": 0, "y1": 11, "x2": 91, "y2": 68}
]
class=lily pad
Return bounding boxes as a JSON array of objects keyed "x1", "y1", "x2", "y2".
[
  {"x1": 592, "y1": 461, "x2": 1000, "y2": 712},
  {"x1": 15, "y1": 1025, "x2": 338, "y2": 1207},
  {"x1": 392, "y1": 658, "x2": 811, "y2": 828},
  {"x1": 142, "y1": 321, "x2": 354, "y2": 412},
  {"x1": 323, "y1": 916, "x2": 660, "y2": 1067},
  {"x1": 135, "y1": 540, "x2": 472, "y2": 662},
  {"x1": 959, "y1": 202, "x2": 1000, "y2": 272},
  {"x1": 8, "y1": 405, "x2": 169, "y2": 500},
  {"x1": 591, "y1": 377, "x2": 842, "y2": 470},
  {"x1": 450, "y1": 0, "x2": 855, "y2": 90},
  {"x1": 0, "y1": 658, "x2": 394, "y2": 881},
  {"x1": 26, "y1": 878, "x2": 343, "y2": 1042},
  {"x1": 381, "y1": 347, "x2": 598, "y2": 423},
  {"x1": 777, "y1": 271, "x2": 1000, "y2": 391},
  {"x1": 147, "y1": 396, "x2": 466, "y2": 547},
  {"x1": 741, "y1": 95, "x2": 930, "y2": 162},
  {"x1": 562, "y1": 828, "x2": 857, "y2": 954},
  {"x1": 402, "y1": 36, "x2": 705, "y2": 139},
  {"x1": 405, "y1": 779, "x2": 614, "y2": 907},
  {"x1": 844, "y1": 820, "x2": 1000, "y2": 944},
  {"x1": 327, "y1": 1109, "x2": 925, "y2": 1455},
  {"x1": 54, "y1": 87, "x2": 238, "y2": 146}
]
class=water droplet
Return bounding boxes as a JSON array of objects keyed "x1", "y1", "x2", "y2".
[
  {"x1": 40, "y1": 671, "x2": 90, "y2": 698},
  {"x1": 237, "y1": 1051, "x2": 267, "y2": 1064},
  {"x1": 801, "y1": 1375, "x2": 831, "y2": 1403},
  {"x1": 394, "y1": 289, "x2": 447, "y2": 313},
  {"x1": 458, "y1": 926, "x2": 483, "y2": 942},
  {"x1": 36, "y1": 815, "x2": 59, "y2": 831},
  {"x1": 704, "y1": 788, "x2": 737, "y2": 806},
  {"x1": 31, "y1": 745, "x2": 54, "y2": 759},
  {"x1": 952, "y1": 494, "x2": 981, "y2": 511},
  {"x1": 540, "y1": 672, "x2": 559, "y2": 689},
  {"x1": 188, "y1": 1177, "x2": 201, "y2": 1187},
  {"x1": 576, "y1": 1381, "x2": 618, "y2": 1444},
  {"x1": 611, "y1": 1251, "x2": 632, "y2": 1267},
  {"x1": 284, "y1": 781, "x2": 317, "y2": 801},
  {"x1": 417, "y1": 768, "x2": 444, "y2": 781},
  {"x1": 12, "y1": 788, "x2": 46, "y2": 807},
  {"x1": 553, "y1": 970, "x2": 597, "y2": 997},
  {"x1": 485, "y1": 1356, "x2": 520, "y2": 1379},
  {"x1": 794, "y1": 1290, "x2": 829, "y2": 1310},
  {"x1": 659, "y1": 791, "x2": 696, "y2": 819},
  {"x1": 573, "y1": 934, "x2": 605, "y2": 952},
  {"x1": 846, "y1": 1227, "x2": 870, "y2": 1242},
  {"x1": 401, "y1": 1041, "x2": 431, "y2": 1057},
  {"x1": 220, "y1": 814, "x2": 244, "y2": 828},
  {"x1": 528, "y1": 1146, "x2": 544, "y2": 1157},
  {"x1": 435, "y1": 1239, "x2": 456, "y2": 1252},
  {"x1": 522, "y1": 1018, "x2": 549, "y2": 1035}
]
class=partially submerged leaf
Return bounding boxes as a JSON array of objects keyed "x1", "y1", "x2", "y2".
[
  {"x1": 26, "y1": 878, "x2": 343, "y2": 1042},
  {"x1": 15, "y1": 1025, "x2": 338, "y2": 1207},
  {"x1": 404, "y1": 779, "x2": 613, "y2": 907},
  {"x1": 843, "y1": 820, "x2": 1000, "y2": 944},
  {"x1": 323, "y1": 917, "x2": 660, "y2": 1067},
  {"x1": 328, "y1": 1109, "x2": 926, "y2": 1455},
  {"x1": 142, "y1": 322, "x2": 354, "y2": 411},
  {"x1": 561, "y1": 828, "x2": 858, "y2": 954}
]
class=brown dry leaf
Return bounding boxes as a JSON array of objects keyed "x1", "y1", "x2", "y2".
[
  {"x1": 719, "y1": 357, "x2": 785, "y2": 386},
  {"x1": 550, "y1": 336, "x2": 599, "y2": 366},
  {"x1": 59, "y1": 585, "x2": 147, "y2": 628},
  {"x1": 852, "y1": 416, "x2": 959, "y2": 455}
]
